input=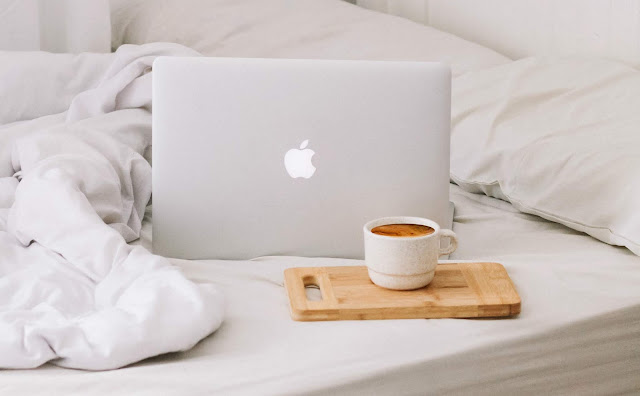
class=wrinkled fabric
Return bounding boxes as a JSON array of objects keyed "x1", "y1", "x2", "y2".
[
  {"x1": 450, "y1": 57, "x2": 640, "y2": 255},
  {"x1": 0, "y1": 43, "x2": 224, "y2": 370}
]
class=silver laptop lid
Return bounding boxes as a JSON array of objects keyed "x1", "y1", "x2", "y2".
[{"x1": 153, "y1": 57, "x2": 451, "y2": 260}]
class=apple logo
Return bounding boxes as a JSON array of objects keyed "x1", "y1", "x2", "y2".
[{"x1": 284, "y1": 139, "x2": 316, "y2": 179}]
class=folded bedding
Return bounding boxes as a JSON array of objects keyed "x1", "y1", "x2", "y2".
[
  {"x1": 0, "y1": 44, "x2": 224, "y2": 370},
  {"x1": 451, "y1": 57, "x2": 640, "y2": 255}
]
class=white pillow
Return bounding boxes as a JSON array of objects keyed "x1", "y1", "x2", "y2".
[
  {"x1": 109, "y1": 0, "x2": 510, "y2": 76},
  {"x1": 451, "y1": 57, "x2": 640, "y2": 255}
]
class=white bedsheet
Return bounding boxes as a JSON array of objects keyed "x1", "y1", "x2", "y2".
[
  {"x1": 0, "y1": 44, "x2": 224, "y2": 370},
  {"x1": 2, "y1": 185, "x2": 638, "y2": 395}
]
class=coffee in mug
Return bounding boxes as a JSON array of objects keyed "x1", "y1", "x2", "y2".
[
  {"x1": 364, "y1": 216, "x2": 458, "y2": 290},
  {"x1": 371, "y1": 224, "x2": 435, "y2": 238}
]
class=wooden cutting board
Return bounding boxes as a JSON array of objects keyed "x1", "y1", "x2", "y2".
[{"x1": 284, "y1": 263, "x2": 520, "y2": 321}]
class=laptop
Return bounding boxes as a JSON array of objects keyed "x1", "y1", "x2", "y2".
[{"x1": 152, "y1": 57, "x2": 452, "y2": 260}]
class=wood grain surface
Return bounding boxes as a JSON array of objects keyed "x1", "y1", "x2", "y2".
[{"x1": 284, "y1": 263, "x2": 521, "y2": 321}]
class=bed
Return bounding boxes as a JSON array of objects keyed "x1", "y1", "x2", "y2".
[
  {"x1": 3, "y1": 185, "x2": 639, "y2": 394},
  {"x1": 1, "y1": 0, "x2": 639, "y2": 394}
]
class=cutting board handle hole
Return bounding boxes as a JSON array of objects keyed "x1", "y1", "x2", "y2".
[{"x1": 303, "y1": 275, "x2": 323, "y2": 301}]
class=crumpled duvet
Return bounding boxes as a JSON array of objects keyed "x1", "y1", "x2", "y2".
[{"x1": 0, "y1": 43, "x2": 224, "y2": 370}]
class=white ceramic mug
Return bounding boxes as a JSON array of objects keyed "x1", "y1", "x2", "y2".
[{"x1": 363, "y1": 216, "x2": 458, "y2": 290}]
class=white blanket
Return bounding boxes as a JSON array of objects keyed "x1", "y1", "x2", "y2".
[{"x1": 0, "y1": 43, "x2": 224, "y2": 370}]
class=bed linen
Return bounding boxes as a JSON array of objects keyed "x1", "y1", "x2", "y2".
[
  {"x1": 109, "y1": 0, "x2": 510, "y2": 77},
  {"x1": 451, "y1": 56, "x2": 640, "y2": 256},
  {"x1": 2, "y1": 185, "x2": 639, "y2": 395},
  {"x1": 0, "y1": 44, "x2": 224, "y2": 370},
  {"x1": 1, "y1": 1, "x2": 637, "y2": 392}
]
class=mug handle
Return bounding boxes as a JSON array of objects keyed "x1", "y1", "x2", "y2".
[{"x1": 438, "y1": 229, "x2": 458, "y2": 256}]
